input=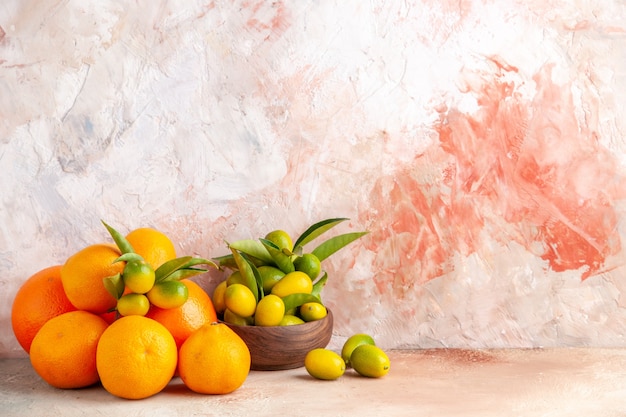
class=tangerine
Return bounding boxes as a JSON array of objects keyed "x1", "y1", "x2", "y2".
[
  {"x1": 11, "y1": 265, "x2": 77, "y2": 353},
  {"x1": 99, "y1": 310, "x2": 118, "y2": 324},
  {"x1": 96, "y1": 315, "x2": 177, "y2": 399},
  {"x1": 145, "y1": 279, "x2": 217, "y2": 349},
  {"x1": 61, "y1": 243, "x2": 124, "y2": 314},
  {"x1": 29, "y1": 310, "x2": 108, "y2": 389},
  {"x1": 126, "y1": 227, "x2": 177, "y2": 269},
  {"x1": 178, "y1": 322, "x2": 250, "y2": 394}
]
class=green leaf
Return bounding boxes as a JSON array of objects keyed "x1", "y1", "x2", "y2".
[
  {"x1": 153, "y1": 256, "x2": 217, "y2": 282},
  {"x1": 311, "y1": 231, "x2": 369, "y2": 262},
  {"x1": 101, "y1": 220, "x2": 135, "y2": 254},
  {"x1": 213, "y1": 254, "x2": 238, "y2": 270},
  {"x1": 282, "y1": 293, "x2": 322, "y2": 312},
  {"x1": 241, "y1": 252, "x2": 265, "y2": 300},
  {"x1": 293, "y1": 218, "x2": 349, "y2": 252},
  {"x1": 290, "y1": 245, "x2": 303, "y2": 257},
  {"x1": 260, "y1": 238, "x2": 295, "y2": 274},
  {"x1": 228, "y1": 239, "x2": 274, "y2": 264},
  {"x1": 311, "y1": 272, "x2": 328, "y2": 299},
  {"x1": 213, "y1": 253, "x2": 271, "y2": 270},
  {"x1": 112, "y1": 252, "x2": 145, "y2": 264},
  {"x1": 154, "y1": 256, "x2": 193, "y2": 283},
  {"x1": 102, "y1": 273, "x2": 124, "y2": 300},
  {"x1": 230, "y1": 248, "x2": 260, "y2": 302},
  {"x1": 177, "y1": 257, "x2": 218, "y2": 270},
  {"x1": 164, "y1": 267, "x2": 209, "y2": 281}
]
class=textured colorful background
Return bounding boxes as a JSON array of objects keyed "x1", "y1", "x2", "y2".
[{"x1": 2, "y1": 0, "x2": 626, "y2": 357}]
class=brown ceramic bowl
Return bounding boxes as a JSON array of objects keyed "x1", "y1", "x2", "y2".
[{"x1": 224, "y1": 309, "x2": 334, "y2": 371}]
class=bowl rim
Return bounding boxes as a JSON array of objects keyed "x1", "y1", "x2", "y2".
[{"x1": 219, "y1": 308, "x2": 333, "y2": 330}]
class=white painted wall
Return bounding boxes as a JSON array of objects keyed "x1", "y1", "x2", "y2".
[{"x1": 2, "y1": 0, "x2": 626, "y2": 357}]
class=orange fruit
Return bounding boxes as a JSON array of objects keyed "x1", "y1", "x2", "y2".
[
  {"x1": 178, "y1": 322, "x2": 250, "y2": 394},
  {"x1": 96, "y1": 315, "x2": 177, "y2": 400},
  {"x1": 29, "y1": 310, "x2": 108, "y2": 389},
  {"x1": 145, "y1": 279, "x2": 217, "y2": 349},
  {"x1": 11, "y1": 265, "x2": 78, "y2": 353},
  {"x1": 61, "y1": 243, "x2": 124, "y2": 314},
  {"x1": 126, "y1": 227, "x2": 177, "y2": 269},
  {"x1": 99, "y1": 310, "x2": 118, "y2": 324}
]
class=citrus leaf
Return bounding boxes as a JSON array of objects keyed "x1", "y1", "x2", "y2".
[
  {"x1": 230, "y1": 248, "x2": 260, "y2": 302},
  {"x1": 213, "y1": 254, "x2": 237, "y2": 270},
  {"x1": 154, "y1": 256, "x2": 193, "y2": 283},
  {"x1": 282, "y1": 293, "x2": 322, "y2": 312},
  {"x1": 213, "y1": 253, "x2": 270, "y2": 270},
  {"x1": 101, "y1": 220, "x2": 135, "y2": 254},
  {"x1": 102, "y1": 273, "x2": 124, "y2": 300},
  {"x1": 311, "y1": 231, "x2": 369, "y2": 262},
  {"x1": 311, "y1": 272, "x2": 328, "y2": 299},
  {"x1": 177, "y1": 257, "x2": 218, "y2": 270},
  {"x1": 240, "y1": 252, "x2": 265, "y2": 300},
  {"x1": 228, "y1": 239, "x2": 274, "y2": 264},
  {"x1": 260, "y1": 238, "x2": 295, "y2": 274},
  {"x1": 290, "y1": 245, "x2": 303, "y2": 257},
  {"x1": 112, "y1": 252, "x2": 145, "y2": 264},
  {"x1": 293, "y1": 218, "x2": 349, "y2": 252},
  {"x1": 163, "y1": 267, "x2": 208, "y2": 281}
]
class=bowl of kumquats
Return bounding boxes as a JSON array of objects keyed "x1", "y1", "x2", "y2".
[{"x1": 211, "y1": 218, "x2": 367, "y2": 370}]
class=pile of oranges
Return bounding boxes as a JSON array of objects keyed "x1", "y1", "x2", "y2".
[{"x1": 11, "y1": 222, "x2": 251, "y2": 400}]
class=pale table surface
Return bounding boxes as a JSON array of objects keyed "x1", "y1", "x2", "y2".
[{"x1": 2, "y1": 348, "x2": 626, "y2": 417}]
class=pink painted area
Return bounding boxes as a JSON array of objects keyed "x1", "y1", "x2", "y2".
[
  {"x1": 363, "y1": 62, "x2": 625, "y2": 291},
  {"x1": 243, "y1": 0, "x2": 291, "y2": 37},
  {"x1": 365, "y1": 172, "x2": 453, "y2": 294}
]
